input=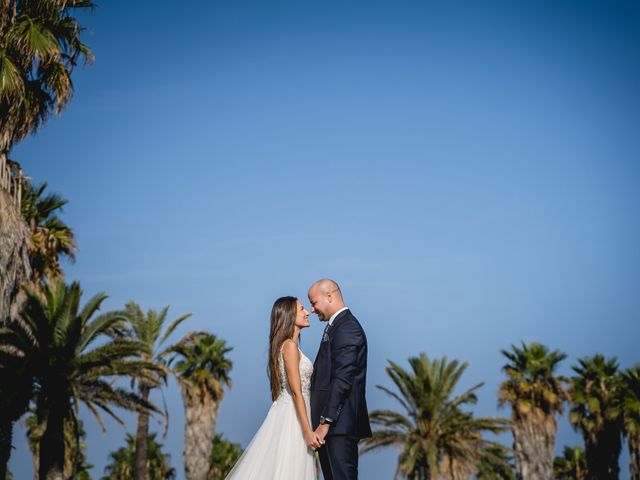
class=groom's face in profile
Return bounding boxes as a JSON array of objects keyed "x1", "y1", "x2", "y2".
[{"x1": 308, "y1": 287, "x2": 330, "y2": 322}]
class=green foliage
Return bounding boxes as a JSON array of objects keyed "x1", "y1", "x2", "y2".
[
  {"x1": 19, "y1": 281, "x2": 159, "y2": 425},
  {"x1": 361, "y1": 353, "x2": 509, "y2": 480},
  {"x1": 554, "y1": 445, "x2": 587, "y2": 480},
  {"x1": 498, "y1": 341, "x2": 568, "y2": 417},
  {"x1": 622, "y1": 365, "x2": 640, "y2": 438},
  {"x1": 168, "y1": 331, "x2": 233, "y2": 400},
  {"x1": 0, "y1": 0, "x2": 95, "y2": 149},
  {"x1": 569, "y1": 354, "x2": 623, "y2": 480},
  {"x1": 622, "y1": 365, "x2": 640, "y2": 480},
  {"x1": 476, "y1": 444, "x2": 516, "y2": 480},
  {"x1": 20, "y1": 180, "x2": 77, "y2": 284},
  {"x1": 121, "y1": 301, "x2": 192, "y2": 385},
  {"x1": 101, "y1": 433, "x2": 176, "y2": 480},
  {"x1": 208, "y1": 433, "x2": 243, "y2": 480},
  {"x1": 10, "y1": 281, "x2": 160, "y2": 478}
]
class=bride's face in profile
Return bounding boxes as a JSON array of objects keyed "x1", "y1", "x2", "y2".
[{"x1": 295, "y1": 300, "x2": 310, "y2": 329}]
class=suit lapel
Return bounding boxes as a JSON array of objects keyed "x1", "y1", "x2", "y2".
[{"x1": 328, "y1": 309, "x2": 349, "y2": 333}]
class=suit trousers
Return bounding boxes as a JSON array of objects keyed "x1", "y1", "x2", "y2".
[{"x1": 318, "y1": 434, "x2": 359, "y2": 480}]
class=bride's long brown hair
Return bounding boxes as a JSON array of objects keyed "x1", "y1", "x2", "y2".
[{"x1": 268, "y1": 296, "x2": 298, "y2": 401}]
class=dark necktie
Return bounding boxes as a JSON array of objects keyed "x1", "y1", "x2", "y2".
[{"x1": 322, "y1": 322, "x2": 331, "y2": 342}]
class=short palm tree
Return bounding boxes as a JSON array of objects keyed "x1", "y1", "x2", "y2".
[
  {"x1": 0, "y1": 0, "x2": 94, "y2": 152},
  {"x1": 101, "y1": 433, "x2": 176, "y2": 480},
  {"x1": 207, "y1": 433, "x2": 243, "y2": 480},
  {"x1": 120, "y1": 301, "x2": 191, "y2": 480},
  {"x1": 622, "y1": 365, "x2": 640, "y2": 480},
  {"x1": 569, "y1": 354, "x2": 623, "y2": 480},
  {"x1": 476, "y1": 444, "x2": 516, "y2": 480},
  {"x1": 361, "y1": 353, "x2": 509, "y2": 480},
  {"x1": 167, "y1": 331, "x2": 233, "y2": 480},
  {"x1": 554, "y1": 446, "x2": 587, "y2": 480},
  {"x1": 0, "y1": 313, "x2": 36, "y2": 479},
  {"x1": 21, "y1": 181, "x2": 77, "y2": 284},
  {"x1": 19, "y1": 281, "x2": 159, "y2": 480},
  {"x1": 498, "y1": 341, "x2": 568, "y2": 480}
]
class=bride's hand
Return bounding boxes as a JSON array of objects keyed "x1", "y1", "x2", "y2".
[{"x1": 304, "y1": 430, "x2": 321, "y2": 450}]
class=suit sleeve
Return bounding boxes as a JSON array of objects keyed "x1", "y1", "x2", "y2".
[{"x1": 324, "y1": 320, "x2": 363, "y2": 422}]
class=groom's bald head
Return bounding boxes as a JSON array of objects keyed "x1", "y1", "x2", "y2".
[{"x1": 308, "y1": 279, "x2": 345, "y2": 321}]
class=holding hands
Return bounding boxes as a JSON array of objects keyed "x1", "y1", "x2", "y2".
[{"x1": 304, "y1": 429, "x2": 324, "y2": 450}]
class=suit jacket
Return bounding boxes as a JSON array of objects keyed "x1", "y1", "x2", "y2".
[{"x1": 310, "y1": 309, "x2": 372, "y2": 438}]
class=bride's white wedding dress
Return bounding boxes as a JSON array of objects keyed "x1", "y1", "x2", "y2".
[{"x1": 225, "y1": 346, "x2": 316, "y2": 479}]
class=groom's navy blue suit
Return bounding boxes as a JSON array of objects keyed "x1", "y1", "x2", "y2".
[{"x1": 311, "y1": 309, "x2": 372, "y2": 480}]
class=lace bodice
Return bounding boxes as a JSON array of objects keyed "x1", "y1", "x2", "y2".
[{"x1": 277, "y1": 344, "x2": 314, "y2": 402}]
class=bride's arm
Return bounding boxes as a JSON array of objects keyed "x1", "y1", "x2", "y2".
[{"x1": 282, "y1": 340, "x2": 322, "y2": 450}]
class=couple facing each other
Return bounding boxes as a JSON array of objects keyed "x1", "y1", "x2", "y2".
[{"x1": 225, "y1": 279, "x2": 372, "y2": 480}]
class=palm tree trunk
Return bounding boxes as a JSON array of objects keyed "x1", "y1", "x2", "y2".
[
  {"x1": 38, "y1": 395, "x2": 66, "y2": 480},
  {"x1": 512, "y1": 410, "x2": 556, "y2": 480},
  {"x1": 0, "y1": 419, "x2": 13, "y2": 480},
  {"x1": 134, "y1": 385, "x2": 150, "y2": 480},
  {"x1": 584, "y1": 424, "x2": 622, "y2": 480},
  {"x1": 630, "y1": 436, "x2": 640, "y2": 480},
  {"x1": 180, "y1": 382, "x2": 218, "y2": 480},
  {"x1": 0, "y1": 182, "x2": 30, "y2": 325}
]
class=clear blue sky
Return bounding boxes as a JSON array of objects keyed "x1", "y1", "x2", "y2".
[{"x1": 9, "y1": 0, "x2": 640, "y2": 478}]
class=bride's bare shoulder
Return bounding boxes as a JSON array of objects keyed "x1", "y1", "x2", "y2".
[{"x1": 281, "y1": 339, "x2": 300, "y2": 363}]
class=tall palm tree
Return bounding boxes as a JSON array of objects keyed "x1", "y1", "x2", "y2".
[
  {"x1": 622, "y1": 365, "x2": 640, "y2": 480},
  {"x1": 498, "y1": 341, "x2": 568, "y2": 480},
  {"x1": 0, "y1": 172, "x2": 30, "y2": 332},
  {"x1": 101, "y1": 433, "x2": 176, "y2": 480},
  {"x1": 120, "y1": 301, "x2": 191, "y2": 480},
  {"x1": 361, "y1": 353, "x2": 509, "y2": 480},
  {"x1": 0, "y1": 0, "x2": 92, "y2": 389},
  {"x1": 207, "y1": 433, "x2": 243, "y2": 480},
  {"x1": 20, "y1": 180, "x2": 77, "y2": 285},
  {"x1": 569, "y1": 354, "x2": 623, "y2": 480},
  {"x1": 18, "y1": 281, "x2": 159, "y2": 480},
  {"x1": 0, "y1": 179, "x2": 75, "y2": 478},
  {"x1": 0, "y1": 0, "x2": 94, "y2": 153},
  {"x1": 554, "y1": 446, "x2": 587, "y2": 480},
  {"x1": 167, "y1": 332, "x2": 233, "y2": 480}
]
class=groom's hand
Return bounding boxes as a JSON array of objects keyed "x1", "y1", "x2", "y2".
[{"x1": 315, "y1": 423, "x2": 330, "y2": 442}]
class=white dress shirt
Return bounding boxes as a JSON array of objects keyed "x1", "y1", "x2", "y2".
[{"x1": 328, "y1": 307, "x2": 349, "y2": 327}]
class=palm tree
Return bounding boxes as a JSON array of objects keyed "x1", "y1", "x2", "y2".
[
  {"x1": 498, "y1": 341, "x2": 568, "y2": 480},
  {"x1": 25, "y1": 411, "x2": 92, "y2": 480},
  {"x1": 207, "y1": 433, "x2": 243, "y2": 480},
  {"x1": 361, "y1": 353, "x2": 509, "y2": 480},
  {"x1": 101, "y1": 433, "x2": 176, "y2": 480},
  {"x1": 120, "y1": 301, "x2": 191, "y2": 480},
  {"x1": 0, "y1": 170, "x2": 30, "y2": 335},
  {"x1": 0, "y1": 0, "x2": 94, "y2": 153},
  {"x1": 554, "y1": 446, "x2": 587, "y2": 480},
  {"x1": 0, "y1": 0, "x2": 93, "y2": 399},
  {"x1": 0, "y1": 302, "x2": 37, "y2": 480},
  {"x1": 569, "y1": 354, "x2": 623, "y2": 480},
  {"x1": 622, "y1": 365, "x2": 640, "y2": 480},
  {"x1": 476, "y1": 444, "x2": 516, "y2": 480},
  {"x1": 18, "y1": 281, "x2": 159, "y2": 480},
  {"x1": 167, "y1": 332, "x2": 233, "y2": 480},
  {"x1": 21, "y1": 181, "x2": 77, "y2": 284}
]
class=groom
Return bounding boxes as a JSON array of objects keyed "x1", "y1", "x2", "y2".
[{"x1": 309, "y1": 279, "x2": 372, "y2": 480}]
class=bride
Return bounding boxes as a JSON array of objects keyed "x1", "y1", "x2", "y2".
[{"x1": 225, "y1": 296, "x2": 322, "y2": 479}]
